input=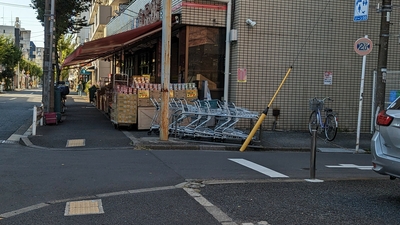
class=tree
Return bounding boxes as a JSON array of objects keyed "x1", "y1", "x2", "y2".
[
  {"x1": 0, "y1": 36, "x2": 22, "y2": 90},
  {"x1": 19, "y1": 58, "x2": 43, "y2": 81},
  {"x1": 58, "y1": 34, "x2": 79, "y2": 81},
  {"x1": 30, "y1": 0, "x2": 91, "y2": 79},
  {"x1": 31, "y1": 0, "x2": 91, "y2": 37}
]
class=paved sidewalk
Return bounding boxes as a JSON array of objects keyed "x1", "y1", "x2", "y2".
[{"x1": 20, "y1": 93, "x2": 373, "y2": 152}]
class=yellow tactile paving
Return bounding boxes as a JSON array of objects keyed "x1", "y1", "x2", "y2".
[
  {"x1": 64, "y1": 199, "x2": 104, "y2": 216},
  {"x1": 66, "y1": 139, "x2": 85, "y2": 147}
]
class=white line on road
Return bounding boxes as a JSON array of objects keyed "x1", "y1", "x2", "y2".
[
  {"x1": 228, "y1": 158, "x2": 289, "y2": 178},
  {"x1": 0, "y1": 203, "x2": 49, "y2": 218},
  {"x1": 184, "y1": 187, "x2": 237, "y2": 224},
  {"x1": 326, "y1": 164, "x2": 373, "y2": 170}
]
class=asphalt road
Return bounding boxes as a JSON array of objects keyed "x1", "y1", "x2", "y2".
[
  {"x1": 0, "y1": 90, "x2": 41, "y2": 141},
  {"x1": 0, "y1": 90, "x2": 399, "y2": 224},
  {"x1": 0, "y1": 145, "x2": 398, "y2": 224}
]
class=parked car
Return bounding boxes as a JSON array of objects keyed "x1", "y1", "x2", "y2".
[{"x1": 371, "y1": 96, "x2": 400, "y2": 180}]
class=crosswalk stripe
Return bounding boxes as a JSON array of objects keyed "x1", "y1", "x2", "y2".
[{"x1": 228, "y1": 158, "x2": 289, "y2": 178}]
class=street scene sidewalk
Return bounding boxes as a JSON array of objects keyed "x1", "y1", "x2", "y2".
[{"x1": 21, "y1": 92, "x2": 373, "y2": 152}]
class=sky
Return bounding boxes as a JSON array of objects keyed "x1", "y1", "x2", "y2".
[{"x1": 0, "y1": 0, "x2": 44, "y2": 47}]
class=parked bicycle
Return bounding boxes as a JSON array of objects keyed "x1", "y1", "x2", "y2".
[{"x1": 308, "y1": 97, "x2": 338, "y2": 141}]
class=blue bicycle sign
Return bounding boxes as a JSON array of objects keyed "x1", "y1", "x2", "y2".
[{"x1": 354, "y1": 0, "x2": 369, "y2": 22}]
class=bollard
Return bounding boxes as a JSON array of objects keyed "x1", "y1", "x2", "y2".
[
  {"x1": 32, "y1": 105, "x2": 44, "y2": 136},
  {"x1": 32, "y1": 106, "x2": 37, "y2": 136},
  {"x1": 310, "y1": 130, "x2": 317, "y2": 179}
]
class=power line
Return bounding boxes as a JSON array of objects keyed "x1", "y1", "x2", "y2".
[{"x1": 0, "y1": 2, "x2": 31, "y2": 8}]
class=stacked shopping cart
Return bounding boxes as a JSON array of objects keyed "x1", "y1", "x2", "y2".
[{"x1": 149, "y1": 98, "x2": 259, "y2": 143}]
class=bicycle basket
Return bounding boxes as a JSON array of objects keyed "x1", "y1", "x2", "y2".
[{"x1": 309, "y1": 98, "x2": 323, "y2": 110}]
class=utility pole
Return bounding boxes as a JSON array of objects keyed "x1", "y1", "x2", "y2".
[
  {"x1": 49, "y1": 0, "x2": 55, "y2": 112},
  {"x1": 42, "y1": 0, "x2": 55, "y2": 113},
  {"x1": 160, "y1": 0, "x2": 171, "y2": 140},
  {"x1": 376, "y1": 0, "x2": 392, "y2": 111},
  {"x1": 42, "y1": 0, "x2": 50, "y2": 112}
]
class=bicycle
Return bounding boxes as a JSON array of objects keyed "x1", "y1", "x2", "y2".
[
  {"x1": 61, "y1": 94, "x2": 66, "y2": 114},
  {"x1": 308, "y1": 97, "x2": 338, "y2": 141}
]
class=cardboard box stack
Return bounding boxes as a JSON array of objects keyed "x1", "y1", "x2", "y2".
[
  {"x1": 110, "y1": 93, "x2": 138, "y2": 124},
  {"x1": 109, "y1": 73, "x2": 199, "y2": 126}
]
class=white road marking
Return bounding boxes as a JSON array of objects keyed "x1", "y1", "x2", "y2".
[
  {"x1": 184, "y1": 187, "x2": 236, "y2": 224},
  {"x1": 325, "y1": 164, "x2": 372, "y2": 170},
  {"x1": 0, "y1": 203, "x2": 49, "y2": 218},
  {"x1": 228, "y1": 158, "x2": 289, "y2": 178}
]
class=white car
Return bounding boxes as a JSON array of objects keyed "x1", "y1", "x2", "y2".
[{"x1": 371, "y1": 96, "x2": 400, "y2": 179}]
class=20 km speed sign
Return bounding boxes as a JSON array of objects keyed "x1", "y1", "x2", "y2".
[{"x1": 354, "y1": 37, "x2": 373, "y2": 56}]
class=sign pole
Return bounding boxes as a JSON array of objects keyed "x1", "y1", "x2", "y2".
[
  {"x1": 356, "y1": 48, "x2": 367, "y2": 153},
  {"x1": 354, "y1": 35, "x2": 372, "y2": 153}
]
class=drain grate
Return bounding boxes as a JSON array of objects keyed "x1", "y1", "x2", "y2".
[
  {"x1": 66, "y1": 139, "x2": 85, "y2": 147},
  {"x1": 64, "y1": 199, "x2": 104, "y2": 216}
]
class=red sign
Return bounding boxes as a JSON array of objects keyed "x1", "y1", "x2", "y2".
[{"x1": 354, "y1": 37, "x2": 373, "y2": 56}]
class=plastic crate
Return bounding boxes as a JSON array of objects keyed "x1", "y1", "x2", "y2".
[{"x1": 44, "y1": 112, "x2": 58, "y2": 125}]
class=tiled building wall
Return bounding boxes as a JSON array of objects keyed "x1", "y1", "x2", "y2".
[
  {"x1": 230, "y1": 0, "x2": 400, "y2": 132},
  {"x1": 180, "y1": 0, "x2": 226, "y2": 27}
]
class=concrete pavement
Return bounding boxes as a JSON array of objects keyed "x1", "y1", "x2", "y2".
[{"x1": 19, "y1": 93, "x2": 373, "y2": 152}]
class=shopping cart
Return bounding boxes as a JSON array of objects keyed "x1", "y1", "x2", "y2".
[{"x1": 148, "y1": 97, "x2": 160, "y2": 135}]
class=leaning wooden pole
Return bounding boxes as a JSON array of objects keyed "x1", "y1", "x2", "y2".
[{"x1": 240, "y1": 67, "x2": 293, "y2": 152}]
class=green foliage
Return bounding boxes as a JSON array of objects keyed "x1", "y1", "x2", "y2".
[
  {"x1": 30, "y1": 0, "x2": 91, "y2": 80},
  {"x1": 31, "y1": 0, "x2": 92, "y2": 40},
  {"x1": 0, "y1": 36, "x2": 22, "y2": 81},
  {"x1": 19, "y1": 59, "x2": 43, "y2": 79},
  {"x1": 59, "y1": 34, "x2": 78, "y2": 62},
  {"x1": 58, "y1": 34, "x2": 79, "y2": 80}
]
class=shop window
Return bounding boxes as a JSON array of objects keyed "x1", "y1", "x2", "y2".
[
  {"x1": 187, "y1": 26, "x2": 225, "y2": 93},
  {"x1": 124, "y1": 55, "x2": 135, "y2": 76},
  {"x1": 140, "y1": 52, "x2": 150, "y2": 75}
]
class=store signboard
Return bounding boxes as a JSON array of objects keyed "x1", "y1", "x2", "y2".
[
  {"x1": 138, "y1": 90, "x2": 150, "y2": 98},
  {"x1": 80, "y1": 69, "x2": 91, "y2": 75}
]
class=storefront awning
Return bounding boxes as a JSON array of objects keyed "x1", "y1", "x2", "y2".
[{"x1": 62, "y1": 21, "x2": 162, "y2": 67}]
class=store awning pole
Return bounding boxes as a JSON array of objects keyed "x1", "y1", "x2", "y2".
[
  {"x1": 240, "y1": 67, "x2": 292, "y2": 152},
  {"x1": 160, "y1": 0, "x2": 172, "y2": 141}
]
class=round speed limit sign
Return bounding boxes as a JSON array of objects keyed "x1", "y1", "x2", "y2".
[{"x1": 354, "y1": 37, "x2": 373, "y2": 56}]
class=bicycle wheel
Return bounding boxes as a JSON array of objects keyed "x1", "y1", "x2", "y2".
[
  {"x1": 308, "y1": 111, "x2": 318, "y2": 135},
  {"x1": 324, "y1": 114, "x2": 337, "y2": 141}
]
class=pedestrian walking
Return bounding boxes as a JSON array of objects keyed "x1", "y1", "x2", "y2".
[{"x1": 77, "y1": 81, "x2": 83, "y2": 96}]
